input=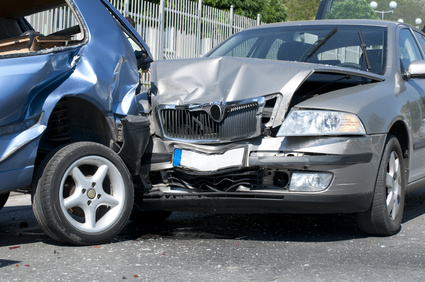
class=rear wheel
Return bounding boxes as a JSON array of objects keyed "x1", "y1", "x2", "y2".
[
  {"x1": 0, "y1": 192, "x2": 10, "y2": 210},
  {"x1": 356, "y1": 135, "x2": 405, "y2": 236},
  {"x1": 32, "y1": 142, "x2": 134, "y2": 245}
]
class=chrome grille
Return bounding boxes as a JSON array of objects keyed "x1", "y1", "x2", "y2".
[{"x1": 159, "y1": 102, "x2": 259, "y2": 142}]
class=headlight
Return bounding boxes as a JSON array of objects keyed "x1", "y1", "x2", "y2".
[
  {"x1": 277, "y1": 110, "x2": 366, "y2": 136},
  {"x1": 290, "y1": 172, "x2": 333, "y2": 192}
]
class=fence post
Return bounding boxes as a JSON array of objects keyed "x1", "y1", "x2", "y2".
[
  {"x1": 229, "y1": 5, "x2": 234, "y2": 36},
  {"x1": 124, "y1": 0, "x2": 129, "y2": 16},
  {"x1": 257, "y1": 14, "x2": 260, "y2": 26},
  {"x1": 196, "y1": 0, "x2": 202, "y2": 58},
  {"x1": 158, "y1": 0, "x2": 165, "y2": 60}
]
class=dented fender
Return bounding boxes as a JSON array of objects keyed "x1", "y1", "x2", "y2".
[{"x1": 150, "y1": 56, "x2": 384, "y2": 128}]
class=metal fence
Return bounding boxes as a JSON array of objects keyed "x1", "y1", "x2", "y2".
[
  {"x1": 108, "y1": 0, "x2": 263, "y2": 60},
  {"x1": 26, "y1": 1, "x2": 263, "y2": 90},
  {"x1": 26, "y1": 0, "x2": 263, "y2": 60},
  {"x1": 26, "y1": 6, "x2": 80, "y2": 38}
]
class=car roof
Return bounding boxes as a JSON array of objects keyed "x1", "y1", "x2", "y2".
[
  {"x1": 0, "y1": 0, "x2": 65, "y2": 18},
  {"x1": 245, "y1": 19, "x2": 400, "y2": 31}
]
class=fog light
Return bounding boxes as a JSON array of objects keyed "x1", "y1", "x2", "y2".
[{"x1": 289, "y1": 172, "x2": 333, "y2": 192}]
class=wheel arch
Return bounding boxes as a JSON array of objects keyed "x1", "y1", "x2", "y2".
[
  {"x1": 35, "y1": 96, "x2": 116, "y2": 174},
  {"x1": 387, "y1": 119, "x2": 410, "y2": 175}
]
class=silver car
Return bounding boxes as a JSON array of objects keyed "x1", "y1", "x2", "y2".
[{"x1": 142, "y1": 20, "x2": 425, "y2": 236}]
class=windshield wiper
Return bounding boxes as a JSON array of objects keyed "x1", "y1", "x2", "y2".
[
  {"x1": 303, "y1": 27, "x2": 337, "y2": 62},
  {"x1": 358, "y1": 29, "x2": 371, "y2": 71}
]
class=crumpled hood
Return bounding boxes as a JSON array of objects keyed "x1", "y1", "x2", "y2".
[{"x1": 150, "y1": 56, "x2": 383, "y2": 107}]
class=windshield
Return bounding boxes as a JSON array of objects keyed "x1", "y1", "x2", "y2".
[{"x1": 207, "y1": 25, "x2": 387, "y2": 74}]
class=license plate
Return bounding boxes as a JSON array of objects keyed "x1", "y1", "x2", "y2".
[{"x1": 173, "y1": 147, "x2": 245, "y2": 172}]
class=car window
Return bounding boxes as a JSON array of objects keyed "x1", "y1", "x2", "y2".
[
  {"x1": 414, "y1": 31, "x2": 425, "y2": 56},
  {"x1": 0, "y1": 1, "x2": 84, "y2": 57},
  {"x1": 208, "y1": 25, "x2": 387, "y2": 74},
  {"x1": 265, "y1": 38, "x2": 284, "y2": 60},
  {"x1": 399, "y1": 29, "x2": 423, "y2": 71},
  {"x1": 209, "y1": 36, "x2": 260, "y2": 58},
  {"x1": 317, "y1": 45, "x2": 359, "y2": 64}
]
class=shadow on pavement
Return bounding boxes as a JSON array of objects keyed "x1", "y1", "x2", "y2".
[
  {"x1": 124, "y1": 212, "x2": 362, "y2": 243},
  {"x1": 1, "y1": 188, "x2": 425, "y2": 246},
  {"x1": 0, "y1": 199, "x2": 58, "y2": 247},
  {"x1": 402, "y1": 188, "x2": 425, "y2": 223},
  {"x1": 0, "y1": 259, "x2": 21, "y2": 269},
  {"x1": 124, "y1": 187, "x2": 425, "y2": 243}
]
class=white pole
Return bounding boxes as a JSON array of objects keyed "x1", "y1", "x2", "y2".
[
  {"x1": 158, "y1": 0, "x2": 165, "y2": 59},
  {"x1": 196, "y1": 0, "x2": 202, "y2": 58},
  {"x1": 230, "y1": 5, "x2": 234, "y2": 35}
]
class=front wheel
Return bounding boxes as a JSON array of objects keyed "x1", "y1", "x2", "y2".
[
  {"x1": 356, "y1": 135, "x2": 405, "y2": 236},
  {"x1": 32, "y1": 142, "x2": 134, "y2": 245}
]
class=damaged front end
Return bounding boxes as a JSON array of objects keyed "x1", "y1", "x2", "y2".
[{"x1": 141, "y1": 56, "x2": 386, "y2": 214}]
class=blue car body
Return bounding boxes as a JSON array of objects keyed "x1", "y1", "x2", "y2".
[{"x1": 0, "y1": 0, "x2": 153, "y2": 194}]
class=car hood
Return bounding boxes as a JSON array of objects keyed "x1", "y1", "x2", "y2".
[{"x1": 150, "y1": 56, "x2": 384, "y2": 108}]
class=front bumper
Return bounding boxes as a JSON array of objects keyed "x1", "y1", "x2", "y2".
[{"x1": 141, "y1": 134, "x2": 387, "y2": 214}]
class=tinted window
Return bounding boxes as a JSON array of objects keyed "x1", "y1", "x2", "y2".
[
  {"x1": 414, "y1": 31, "x2": 425, "y2": 56},
  {"x1": 399, "y1": 29, "x2": 423, "y2": 71}
]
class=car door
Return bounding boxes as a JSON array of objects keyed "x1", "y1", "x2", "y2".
[
  {"x1": 0, "y1": 2, "x2": 85, "y2": 147},
  {"x1": 398, "y1": 28, "x2": 425, "y2": 182},
  {"x1": 99, "y1": 0, "x2": 153, "y2": 70}
]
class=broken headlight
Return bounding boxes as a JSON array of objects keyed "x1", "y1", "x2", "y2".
[{"x1": 277, "y1": 110, "x2": 366, "y2": 136}]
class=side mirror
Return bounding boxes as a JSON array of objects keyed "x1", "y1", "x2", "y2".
[
  {"x1": 404, "y1": 60, "x2": 425, "y2": 80},
  {"x1": 135, "y1": 50, "x2": 152, "y2": 71}
]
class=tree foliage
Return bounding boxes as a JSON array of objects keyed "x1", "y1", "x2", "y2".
[
  {"x1": 282, "y1": 0, "x2": 320, "y2": 21},
  {"x1": 370, "y1": 0, "x2": 425, "y2": 29},
  {"x1": 202, "y1": 0, "x2": 287, "y2": 23},
  {"x1": 325, "y1": 0, "x2": 379, "y2": 20},
  {"x1": 140, "y1": 0, "x2": 287, "y2": 23}
]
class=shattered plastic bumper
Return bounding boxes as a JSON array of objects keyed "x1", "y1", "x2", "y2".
[{"x1": 141, "y1": 133, "x2": 386, "y2": 214}]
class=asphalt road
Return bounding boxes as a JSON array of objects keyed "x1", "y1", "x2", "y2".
[{"x1": 1, "y1": 190, "x2": 425, "y2": 281}]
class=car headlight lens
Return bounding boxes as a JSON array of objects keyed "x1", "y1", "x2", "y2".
[
  {"x1": 277, "y1": 110, "x2": 366, "y2": 136},
  {"x1": 289, "y1": 172, "x2": 333, "y2": 192}
]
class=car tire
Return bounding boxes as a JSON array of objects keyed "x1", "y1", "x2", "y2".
[
  {"x1": 356, "y1": 135, "x2": 405, "y2": 236},
  {"x1": 32, "y1": 142, "x2": 134, "y2": 245},
  {"x1": 0, "y1": 192, "x2": 10, "y2": 210}
]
